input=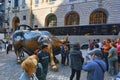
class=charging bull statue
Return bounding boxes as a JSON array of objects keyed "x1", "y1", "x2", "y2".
[{"x1": 13, "y1": 25, "x2": 68, "y2": 71}]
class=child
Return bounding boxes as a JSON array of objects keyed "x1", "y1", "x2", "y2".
[{"x1": 19, "y1": 55, "x2": 38, "y2": 80}]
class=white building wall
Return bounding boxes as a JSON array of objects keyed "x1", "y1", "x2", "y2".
[
  {"x1": 5, "y1": 0, "x2": 120, "y2": 28},
  {"x1": 104, "y1": 0, "x2": 120, "y2": 24}
]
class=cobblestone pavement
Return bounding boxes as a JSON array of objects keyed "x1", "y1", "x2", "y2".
[{"x1": 0, "y1": 50, "x2": 115, "y2": 80}]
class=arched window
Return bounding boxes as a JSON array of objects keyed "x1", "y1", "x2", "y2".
[
  {"x1": 65, "y1": 11, "x2": 79, "y2": 26},
  {"x1": 45, "y1": 14, "x2": 57, "y2": 27},
  {"x1": 12, "y1": 16, "x2": 20, "y2": 32},
  {"x1": 90, "y1": 10, "x2": 107, "y2": 24}
]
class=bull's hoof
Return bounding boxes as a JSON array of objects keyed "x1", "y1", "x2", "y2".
[
  {"x1": 17, "y1": 61, "x2": 22, "y2": 64},
  {"x1": 17, "y1": 60, "x2": 22, "y2": 64},
  {"x1": 52, "y1": 65, "x2": 58, "y2": 72}
]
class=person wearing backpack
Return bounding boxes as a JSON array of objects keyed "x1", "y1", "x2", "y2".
[
  {"x1": 83, "y1": 50, "x2": 106, "y2": 80},
  {"x1": 69, "y1": 43, "x2": 84, "y2": 80}
]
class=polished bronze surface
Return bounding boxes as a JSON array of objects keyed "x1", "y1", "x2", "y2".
[{"x1": 13, "y1": 25, "x2": 68, "y2": 71}]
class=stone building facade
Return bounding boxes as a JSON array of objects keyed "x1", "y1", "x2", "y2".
[
  {"x1": 0, "y1": 0, "x2": 5, "y2": 32},
  {"x1": 4, "y1": 0, "x2": 120, "y2": 30}
]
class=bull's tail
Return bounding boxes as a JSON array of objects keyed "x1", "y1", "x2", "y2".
[{"x1": 14, "y1": 24, "x2": 34, "y2": 32}]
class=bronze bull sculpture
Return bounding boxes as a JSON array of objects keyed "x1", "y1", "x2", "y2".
[{"x1": 13, "y1": 25, "x2": 68, "y2": 71}]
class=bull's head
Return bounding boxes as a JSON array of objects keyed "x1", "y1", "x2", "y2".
[
  {"x1": 37, "y1": 35, "x2": 52, "y2": 46},
  {"x1": 60, "y1": 34, "x2": 69, "y2": 43}
]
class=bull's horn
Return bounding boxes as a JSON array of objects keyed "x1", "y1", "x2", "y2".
[
  {"x1": 60, "y1": 34, "x2": 69, "y2": 43},
  {"x1": 65, "y1": 34, "x2": 69, "y2": 42}
]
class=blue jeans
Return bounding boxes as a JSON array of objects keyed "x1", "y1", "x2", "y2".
[{"x1": 108, "y1": 60, "x2": 118, "y2": 76}]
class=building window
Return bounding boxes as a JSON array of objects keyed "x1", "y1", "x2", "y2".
[
  {"x1": 22, "y1": 0, "x2": 26, "y2": 8},
  {"x1": 45, "y1": 14, "x2": 57, "y2": 27},
  {"x1": 69, "y1": 0, "x2": 77, "y2": 2},
  {"x1": 65, "y1": 11, "x2": 79, "y2": 26},
  {"x1": 23, "y1": 15, "x2": 26, "y2": 20},
  {"x1": 35, "y1": 0, "x2": 39, "y2": 4},
  {"x1": 14, "y1": 0, "x2": 19, "y2": 8},
  {"x1": 90, "y1": 10, "x2": 107, "y2": 24}
]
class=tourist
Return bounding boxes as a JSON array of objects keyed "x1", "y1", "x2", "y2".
[
  {"x1": 83, "y1": 50, "x2": 106, "y2": 80},
  {"x1": 19, "y1": 55, "x2": 38, "y2": 80},
  {"x1": 69, "y1": 43, "x2": 83, "y2": 80}
]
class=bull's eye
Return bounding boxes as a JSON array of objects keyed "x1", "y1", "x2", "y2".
[{"x1": 41, "y1": 37, "x2": 43, "y2": 40}]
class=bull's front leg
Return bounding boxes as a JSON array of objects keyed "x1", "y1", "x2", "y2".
[
  {"x1": 15, "y1": 50, "x2": 22, "y2": 64},
  {"x1": 48, "y1": 45, "x2": 58, "y2": 72}
]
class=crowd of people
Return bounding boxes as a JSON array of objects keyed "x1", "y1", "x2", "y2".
[
  {"x1": 0, "y1": 38, "x2": 13, "y2": 54},
  {"x1": 87, "y1": 38, "x2": 120, "y2": 79},
  {"x1": 18, "y1": 38, "x2": 120, "y2": 80}
]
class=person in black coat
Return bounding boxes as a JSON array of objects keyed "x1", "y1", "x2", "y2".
[
  {"x1": 36, "y1": 44, "x2": 50, "y2": 80},
  {"x1": 69, "y1": 43, "x2": 84, "y2": 80}
]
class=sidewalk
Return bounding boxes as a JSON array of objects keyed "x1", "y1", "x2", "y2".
[
  {"x1": 46, "y1": 54, "x2": 117, "y2": 80},
  {"x1": 0, "y1": 49, "x2": 118, "y2": 80},
  {"x1": 0, "y1": 48, "x2": 6, "y2": 52}
]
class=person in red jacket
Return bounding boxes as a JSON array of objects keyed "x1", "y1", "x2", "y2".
[
  {"x1": 102, "y1": 38, "x2": 111, "y2": 71},
  {"x1": 116, "y1": 38, "x2": 120, "y2": 71}
]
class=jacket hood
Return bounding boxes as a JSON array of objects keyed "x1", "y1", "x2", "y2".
[{"x1": 70, "y1": 50, "x2": 81, "y2": 55}]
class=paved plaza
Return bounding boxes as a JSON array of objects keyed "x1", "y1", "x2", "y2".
[{"x1": 0, "y1": 50, "x2": 116, "y2": 80}]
